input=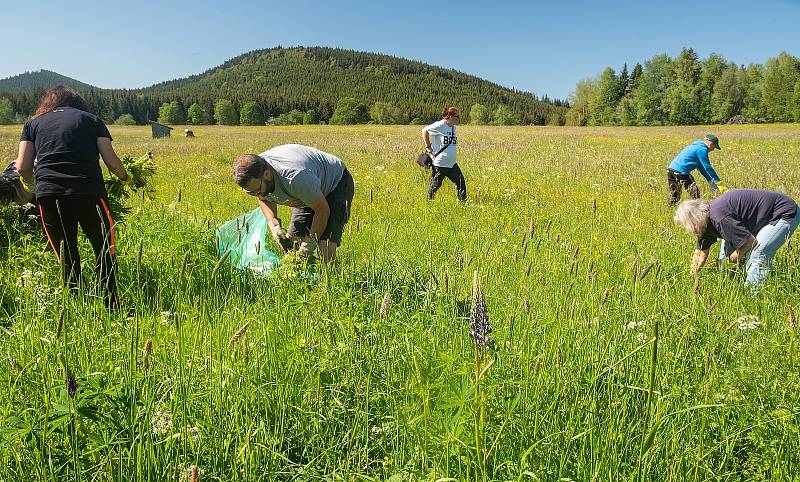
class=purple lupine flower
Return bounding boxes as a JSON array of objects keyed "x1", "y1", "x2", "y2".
[
  {"x1": 469, "y1": 272, "x2": 493, "y2": 351},
  {"x1": 66, "y1": 373, "x2": 77, "y2": 398}
]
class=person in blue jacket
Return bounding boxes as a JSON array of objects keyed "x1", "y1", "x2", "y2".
[{"x1": 667, "y1": 134, "x2": 725, "y2": 205}]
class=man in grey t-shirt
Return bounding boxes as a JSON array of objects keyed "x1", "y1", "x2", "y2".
[{"x1": 232, "y1": 144, "x2": 354, "y2": 262}]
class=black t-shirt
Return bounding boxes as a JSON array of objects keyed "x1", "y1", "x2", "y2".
[
  {"x1": 20, "y1": 107, "x2": 111, "y2": 197},
  {"x1": 697, "y1": 189, "x2": 798, "y2": 250}
]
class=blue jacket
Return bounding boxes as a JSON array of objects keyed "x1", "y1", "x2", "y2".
[{"x1": 668, "y1": 140, "x2": 720, "y2": 183}]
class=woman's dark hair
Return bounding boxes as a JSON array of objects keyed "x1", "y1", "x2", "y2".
[
  {"x1": 34, "y1": 85, "x2": 92, "y2": 117},
  {"x1": 441, "y1": 106, "x2": 459, "y2": 119}
]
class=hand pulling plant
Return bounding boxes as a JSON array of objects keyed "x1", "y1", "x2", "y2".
[{"x1": 104, "y1": 152, "x2": 157, "y2": 219}]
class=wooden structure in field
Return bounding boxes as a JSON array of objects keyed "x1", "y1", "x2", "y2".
[{"x1": 148, "y1": 121, "x2": 173, "y2": 138}]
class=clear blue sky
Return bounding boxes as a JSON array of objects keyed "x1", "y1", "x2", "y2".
[{"x1": 1, "y1": 0, "x2": 798, "y2": 100}]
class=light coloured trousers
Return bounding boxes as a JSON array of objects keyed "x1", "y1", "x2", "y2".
[{"x1": 719, "y1": 210, "x2": 800, "y2": 287}]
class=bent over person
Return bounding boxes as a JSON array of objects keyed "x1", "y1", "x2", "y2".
[
  {"x1": 674, "y1": 189, "x2": 800, "y2": 289},
  {"x1": 423, "y1": 107, "x2": 465, "y2": 202},
  {"x1": 15, "y1": 86, "x2": 129, "y2": 309},
  {"x1": 232, "y1": 144, "x2": 354, "y2": 262},
  {"x1": 667, "y1": 133, "x2": 724, "y2": 205}
]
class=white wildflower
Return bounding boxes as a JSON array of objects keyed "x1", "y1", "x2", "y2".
[
  {"x1": 636, "y1": 332, "x2": 648, "y2": 343},
  {"x1": 583, "y1": 317, "x2": 600, "y2": 327},
  {"x1": 736, "y1": 315, "x2": 760, "y2": 331},
  {"x1": 183, "y1": 425, "x2": 202, "y2": 442},
  {"x1": 160, "y1": 311, "x2": 175, "y2": 326},
  {"x1": 16, "y1": 269, "x2": 44, "y2": 289},
  {"x1": 625, "y1": 320, "x2": 645, "y2": 330},
  {"x1": 151, "y1": 407, "x2": 172, "y2": 435}
]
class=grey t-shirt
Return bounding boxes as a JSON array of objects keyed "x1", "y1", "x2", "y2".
[
  {"x1": 697, "y1": 189, "x2": 798, "y2": 250},
  {"x1": 258, "y1": 144, "x2": 345, "y2": 207}
]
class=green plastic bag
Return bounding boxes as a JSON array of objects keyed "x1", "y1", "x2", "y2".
[{"x1": 216, "y1": 208, "x2": 281, "y2": 276}]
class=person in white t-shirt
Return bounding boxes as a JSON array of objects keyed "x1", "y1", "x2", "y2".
[{"x1": 422, "y1": 106, "x2": 466, "y2": 202}]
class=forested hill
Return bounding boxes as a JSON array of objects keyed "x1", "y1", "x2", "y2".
[
  {"x1": 0, "y1": 47, "x2": 566, "y2": 125},
  {"x1": 138, "y1": 47, "x2": 566, "y2": 124},
  {"x1": 0, "y1": 70, "x2": 95, "y2": 93}
]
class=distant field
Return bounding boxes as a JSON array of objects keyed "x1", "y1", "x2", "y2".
[{"x1": 1, "y1": 124, "x2": 799, "y2": 480}]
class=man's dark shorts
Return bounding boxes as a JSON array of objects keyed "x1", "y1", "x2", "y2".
[{"x1": 287, "y1": 168, "x2": 354, "y2": 245}]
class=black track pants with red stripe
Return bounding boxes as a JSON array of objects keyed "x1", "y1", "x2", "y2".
[{"x1": 38, "y1": 195, "x2": 118, "y2": 305}]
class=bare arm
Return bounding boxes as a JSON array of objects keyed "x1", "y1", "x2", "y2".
[
  {"x1": 692, "y1": 249, "x2": 709, "y2": 272},
  {"x1": 307, "y1": 193, "x2": 331, "y2": 242},
  {"x1": 97, "y1": 137, "x2": 128, "y2": 180},
  {"x1": 14, "y1": 141, "x2": 36, "y2": 184},
  {"x1": 729, "y1": 237, "x2": 755, "y2": 263},
  {"x1": 423, "y1": 130, "x2": 431, "y2": 150},
  {"x1": 258, "y1": 198, "x2": 279, "y2": 223}
]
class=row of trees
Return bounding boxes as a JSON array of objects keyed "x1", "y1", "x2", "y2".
[
  {"x1": 0, "y1": 91, "x2": 537, "y2": 127},
  {"x1": 467, "y1": 103, "x2": 563, "y2": 125},
  {"x1": 145, "y1": 97, "x2": 537, "y2": 126},
  {"x1": 566, "y1": 49, "x2": 800, "y2": 126},
  {"x1": 152, "y1": 98, "x2": 391, "y2": 126},
  {"x1": 0, "y1": 97, "x2": 15, "y2": 124},
  {"x1": 155, "y1": 99, "x2": 265, "y2": 125}
]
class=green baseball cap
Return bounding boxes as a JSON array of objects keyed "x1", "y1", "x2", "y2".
[{"x1": 704, "y1": 133, "x2": 721, "y2": 149}]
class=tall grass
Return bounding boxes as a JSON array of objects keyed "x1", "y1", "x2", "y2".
[{"x1": 1, "y1": 124, "x2": 799, "y2": 480}]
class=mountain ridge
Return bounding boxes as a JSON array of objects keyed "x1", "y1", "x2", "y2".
[
  {"x1": 0, "y1": 69, "x2": 96, "y2": 93},
  {"x1": 1, "y1": 47, "x2": 566, "y2": 125}
]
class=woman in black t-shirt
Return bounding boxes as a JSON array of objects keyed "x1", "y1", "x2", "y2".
[
  {"x1": 14, "y1": 86, "x2": 129, "y2": 308},
  {"x1": 674, "y1": 189, "x2": 800, "y2": 289}
]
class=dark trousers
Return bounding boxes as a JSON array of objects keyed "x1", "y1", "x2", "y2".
[
  {"x1": 428, "y1": 164, "x2": 467, "y2": 202},
  {"x1": 667, "y1": 168, "x2": 699, "y2": 205},
  {"x1": 38, "y1": 195, "x2": 118, "y2": 306},
  {"x1": 287, "y1": 168, "x2": 355, "y2": 246}
]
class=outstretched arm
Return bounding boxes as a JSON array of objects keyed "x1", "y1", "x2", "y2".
[
  {"x1": 692, "y1": 249, "x2": 710, "y2": 272},
  {"x1": 97, "y1": 138, "x2": 128, "y2": 181},
  {"x1": 258, "y1": 198, "x2": 279, "y2": 223},
  {"x1": 306, "y1": 192, "x2": 331, "y2": 242},
  {"x1": 697, "y1": 148, "x2": 720, "y2": 184}
]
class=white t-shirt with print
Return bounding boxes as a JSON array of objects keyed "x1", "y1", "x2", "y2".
[{"x1": 423, "y1": 119, "x2": 457, "y2": 168}]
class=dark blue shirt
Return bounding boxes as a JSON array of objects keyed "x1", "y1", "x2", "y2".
[{"x1": 697, "y1": 189, "x2": 798, "y2": 250}]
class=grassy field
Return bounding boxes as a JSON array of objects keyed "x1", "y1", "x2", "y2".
[{"x1": 1, "y1": 124, "x2": 800, "y2": 481}]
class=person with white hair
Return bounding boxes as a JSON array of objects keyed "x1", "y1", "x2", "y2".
[{"x1": 674, "y1": 189, "x2": 800, "y2": 288}]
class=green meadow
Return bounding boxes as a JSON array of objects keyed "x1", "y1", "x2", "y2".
[{"x1": 1, "y1": 124, "x2": 799, "y2": 481}]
